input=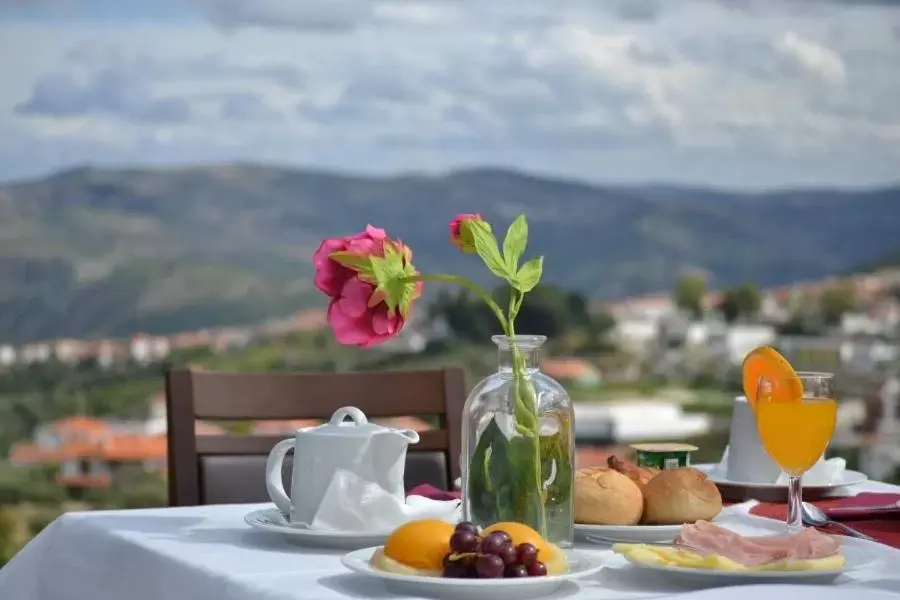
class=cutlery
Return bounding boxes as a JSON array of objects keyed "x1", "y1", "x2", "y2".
[
  {"x1": 828, "y1": 500, "x2": 900, "y2": 513},
  {"x1": 801, "y1": 502, "x2": 878, "y2": 542}
]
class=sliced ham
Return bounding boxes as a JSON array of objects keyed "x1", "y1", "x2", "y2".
[{"x1": 674, "y1": 521, "x2": 842, "y2": 567}]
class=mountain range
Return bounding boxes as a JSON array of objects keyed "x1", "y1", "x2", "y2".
[{"x1": 0, "y1": 164, "x2": 898, "y2": 343}]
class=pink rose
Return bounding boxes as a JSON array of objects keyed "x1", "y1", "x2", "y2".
[
  {"x1": 312, "y1": 225, "x2": 387, "y2": 297},
  {"x1": 327, "y1": 277, "x2": 423, "y2": 348},
  {"x1": 449, "y1": 213, "x2": 483, "y2": 253}
]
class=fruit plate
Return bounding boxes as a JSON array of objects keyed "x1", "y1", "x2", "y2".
[
  {"x1": 341, "y1": 546, "x2": 605, "y2": 600},
  {"x1": 612, "y1": 537, "x2": 880, "y2": 587}
]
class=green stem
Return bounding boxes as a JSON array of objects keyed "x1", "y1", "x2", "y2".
[
  {"x1": 402, "y1": 274, "x2": 545, "y2": 535},
  {"x1": 401, "y1": 274, "x2": 508, "y2": 333},
  {"x1": 507, "y1": 292, "x2": 546, "y2": 536}
]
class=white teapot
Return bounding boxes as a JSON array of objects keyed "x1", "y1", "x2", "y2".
[{"x1": 265, "y1": 406, "x2": 420, "y2": 526}]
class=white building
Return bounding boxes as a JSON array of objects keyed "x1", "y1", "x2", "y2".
[
  {"x1": 613, "y1": 318, "x2": 659, "y2": 354},
  {"x1": 0, "y1": 344, "x2": 15, "y2": 367}
]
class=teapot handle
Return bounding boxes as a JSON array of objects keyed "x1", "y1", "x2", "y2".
[
  {"x1": 329, "y1": 406, "x2": 368, "y2": 426},
  {"x1": 265, "y1": 439, "x2": 294, "y2": 516}
]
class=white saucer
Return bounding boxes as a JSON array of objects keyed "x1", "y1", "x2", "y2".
[
  {"x1": 244, "y1": 507, "x2": 391, "y2": 549},
  {"x1": 341, "y1": 546, "x2": 605, "y2": 600},
  {"x1": 611, "y1": 536, "x2": 879, "y2": 587},
  {"x1": 697, "y1": 464, "x2": 868, "y2": 491}
]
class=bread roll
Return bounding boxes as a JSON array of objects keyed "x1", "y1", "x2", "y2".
[
  {"x1": 607, "y1": 455, "x2": 660, "y2": 489},
  {"x1": 641, "y1": 468, "x2": 723, "y2": 525},
  {"x1": 574, "y1": 468, "x2": 643, "y2": 526}
]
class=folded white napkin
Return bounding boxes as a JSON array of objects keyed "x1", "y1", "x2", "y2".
[
  {"x1": 294, "y1": 469, "x2": 460, "y2": 532},
  {"x1": 713, "y1": 445, "x2": 846, "y2": 485}
]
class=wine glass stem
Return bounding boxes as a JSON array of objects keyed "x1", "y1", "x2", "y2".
[{"x1": 787, "y1": 475, "x2": 804, "y2": 534}]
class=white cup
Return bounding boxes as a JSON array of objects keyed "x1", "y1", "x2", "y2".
[{"x1": 725, "y1": 396, "x2": 781, "y2": 483}]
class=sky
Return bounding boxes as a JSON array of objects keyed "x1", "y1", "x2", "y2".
[{"x1": 0, "y1": 0, "x2": 898, "y2": 189}]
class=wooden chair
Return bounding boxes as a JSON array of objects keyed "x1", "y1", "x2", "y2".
[{"x1": 165, "y1": 367, "x2": 466, "y2": 506}]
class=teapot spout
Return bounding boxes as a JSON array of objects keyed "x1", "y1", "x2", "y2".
[{"x1": 395, "y1": 428, "x2": 420, "y2": 444}]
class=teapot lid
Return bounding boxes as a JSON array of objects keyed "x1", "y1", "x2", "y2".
[{"x1": 308, "y1": 406, "x2": 388, "y2": 437}]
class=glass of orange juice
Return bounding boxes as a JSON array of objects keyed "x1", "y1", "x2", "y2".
[{"x1": 756, "y1": 372, "x2": 837, "y2": 534}]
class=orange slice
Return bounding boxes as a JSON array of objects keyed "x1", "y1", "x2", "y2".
[{"x1": 741, "y1": 346, "x2": 802, "y2": 409}]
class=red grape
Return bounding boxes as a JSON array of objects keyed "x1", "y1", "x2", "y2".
[
  {"x1": 475, "y1": 554, "x2": 505, "y2": 578},
  {"x1": 504, "y1": 564, "x2": 529, "y2": 578},
  {"x1": 442, "y1": 561, "x2": 468, "y2": 578},
  {"x1": 455, "y1": 521, "x2": 479, "y2": 536},
  {"x1": 450, "y1": 530, "x2": 479, "y2": 553},
  {"x1": 498, "y1": 544, "x2": 518, "y2": 566},
  {"x1": 479, "y1": 532, "x2": 510, "y2": 556},
  {"x1": 516, "y1": 543, "x2": 539, "y2": 566},
  {"x1": 527, "y1": 560, "x2": 548, "y2": 577},
  {"x1": 491, "y1": 530, "x2": 512, "y2": 546}
]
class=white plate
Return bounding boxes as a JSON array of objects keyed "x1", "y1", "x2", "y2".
[
  {"x1": 575, "y1": 522, "x2": 683, "y2": 544},
  {"x1": 574, "y1": 505, "x2": 739, "y2": 545},
  {"x1": 341, "y1": 546, "x2": 605, "y2": 599},
  {"x1": 673, "y1": 584, "x2": 900, "y2": 600},
  {"x1": 244, "y1": 507, "x2": 391, "y2": 550},
  {"x1": 697, "y1": 464, "x2": 869, "y2": 491},
  {"x1": 614, "y1": 537, "x2": 880, "y2": 587}
]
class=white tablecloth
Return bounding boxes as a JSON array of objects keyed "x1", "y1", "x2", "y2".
[{"x1": 2, "y1": 480, "x2": 900, "y2": 600}]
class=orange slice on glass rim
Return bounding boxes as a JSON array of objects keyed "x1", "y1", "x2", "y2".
[{"x1": 741, "y1": 345, "x2": 803, "y2": 409}]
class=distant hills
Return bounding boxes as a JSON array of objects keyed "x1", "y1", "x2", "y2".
[{"x1": 1, "y1": 164, "x2": 898, "y2": 343}]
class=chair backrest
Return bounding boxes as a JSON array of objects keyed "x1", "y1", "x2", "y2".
[{"x1": 165, "y1": 367, "x2": 467, "y2": 506}]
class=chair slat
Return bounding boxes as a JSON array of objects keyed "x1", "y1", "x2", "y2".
[
  {"x1": 196, "y1": 430, "x2": 450, "y2": 455},
  {"x1": 190, "y1": 370, "x2": 451, "y2": 419}
]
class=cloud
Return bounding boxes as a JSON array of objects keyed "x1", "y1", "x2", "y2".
[
  {"x1": 16, "y1": 69, "x2": 192, "y2": 123},
  {"x1": 219, "y1": 93, "x2": 281, "y2": 120},
  {"x1": 1, "y1": 0, "x2": 899, "y2": 187},
  {"x1": 775, "y1": 31, "x2": 846, "y2": 84},
  {"x1": 191, "y1": 0, "x2": 371, "y2": 32}
]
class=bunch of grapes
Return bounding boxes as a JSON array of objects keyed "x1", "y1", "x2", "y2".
[{"x1": 441, "y1": 522, "x2": 548, "y2": 579}]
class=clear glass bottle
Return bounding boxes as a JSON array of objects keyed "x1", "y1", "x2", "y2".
[{"x1": 460, "y1": 335, "x2": 575, "y2": 548}]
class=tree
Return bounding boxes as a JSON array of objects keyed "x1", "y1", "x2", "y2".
[
  {"x1": 717, "y1": 282, "x2": 762, "y2": 323},
  {"x1": 674, "y1": 275, "x2": 706, "y2": 319},
  {"x1": 718, "y1": 290, "x2": 740, "y2": 323},
  {"x1": 819, "y1": 285, "x2": 856, "y2": 326},
  {"x1": 733, "y1": 283, "x2": 762, "y2": 317}
]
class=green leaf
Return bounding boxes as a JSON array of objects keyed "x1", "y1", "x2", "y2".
[
  {"x1": 507, "y1": 434, "x2": 544, "y2": 528},
  {"x1": 329, "y1": 251, "x2": 376, "y2": 280},
  {"x1": 369, "y1": 244, "x2": 413, "y2": 310},
  {"x1": 369, "y1": 255, "x2": 391, "y2": 289},
  {"x1": 469, "y1": 220, "x2": 510, "y2": 280},
  {"x1": 502, "y1": 214, "x2": 528, "y2": 272},
  {"x1": 468, "y1": 417, "x2": 508, "y2": 525},
  {"x1": 512, "y1": 256, "x2": 543, "y2": 293}
]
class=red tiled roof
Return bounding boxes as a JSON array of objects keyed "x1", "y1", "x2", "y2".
[{"x1": 543, "y1": 358, "x2": 597, "y2": 380}]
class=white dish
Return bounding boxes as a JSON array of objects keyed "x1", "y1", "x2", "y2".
[
  {"x1": 697, "y1": 464, "x2": 869, "y2": 490},
  {"x1": 614, "y1": 537, "x2": 879, "y2": 587},
  {"x1": 341, "y1": 546, "x2": 605, "y2": 599},
  {"x1": 575, "y1": 522, "x2": 683, "y2": 544},
  {"x1": 244, "y1": 507, "x2": 390, "y2": 549},
  {"x1": 673, "y1": 584, "x2": 900, "y2": 600},
  {"x1": 575, "y1": 504, "x2": 739, "y2": 545}
]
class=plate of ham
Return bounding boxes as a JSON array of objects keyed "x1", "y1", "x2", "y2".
[{"x1": 611, "y1": 521, "x2": 879, "y2": 586}]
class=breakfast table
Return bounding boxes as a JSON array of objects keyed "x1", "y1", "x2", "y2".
[{"x1": 1, "y1": 477, "x2": 899, "y2": 600}]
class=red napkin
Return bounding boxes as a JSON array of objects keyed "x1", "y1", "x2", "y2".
[
  {"x1": 749, "y1": 493, "x2": 900, "y2": 548},
  {"x1": 407, "y1": 484, "x2": 461, "y2": 501}
]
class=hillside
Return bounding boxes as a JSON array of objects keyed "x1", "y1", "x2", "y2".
[{"x1": 1, "y1": 164, "x2": 898, "y2": 342}]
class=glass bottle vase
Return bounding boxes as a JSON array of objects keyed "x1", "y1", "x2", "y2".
[{"x1": 460, "y1": 335, "x2": 575, "y2": 548}]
